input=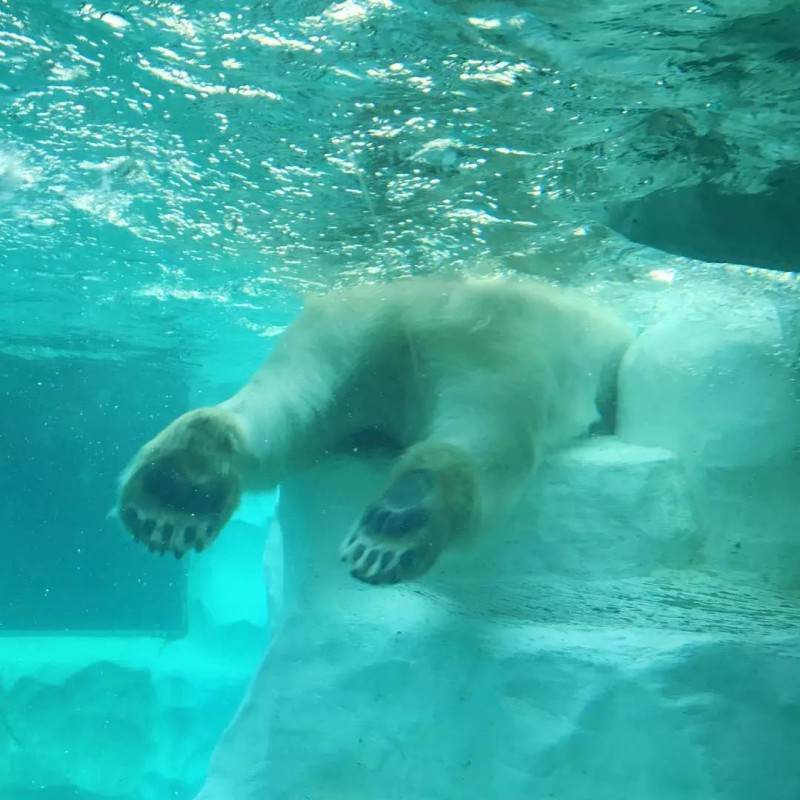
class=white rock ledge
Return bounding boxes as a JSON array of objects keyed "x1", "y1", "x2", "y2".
[{"x1": 194, "y1": 448, "x2": 800, "y2": 800}]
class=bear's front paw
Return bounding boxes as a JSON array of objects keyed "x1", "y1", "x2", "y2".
[
  {"x1": 340, "y1": 470, "x2": 446, "y2": 584},
  {"x1": 116, "y1": 408, "x2": 244, "y2": 558}
]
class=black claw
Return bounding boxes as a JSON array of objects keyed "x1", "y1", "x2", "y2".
[
  {"x1": 184, "y1": 525, "x2": 197, "y2": 544},
  {"x1": 352, "y1": 544, "x2": 366, "y2": 561},
  {"x1": 161, "y1": 523, "x2": 174, "y2": 542},
  {"x1": 142, "y1": 518, "x2": 156, "y2": 536},
  {"x1": 362, "y1": 550, "x2": 378, "y2": 571},
  {"x1": 379, "y1": 551, "x2": 394, "y2": 570}
]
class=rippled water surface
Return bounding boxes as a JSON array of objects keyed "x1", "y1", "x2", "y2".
[{"x1": 2, "y1": 0, "x2": 800, "y2": 356}]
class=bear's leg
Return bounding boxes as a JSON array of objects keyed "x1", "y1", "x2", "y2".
[
  {"x1": 117, "y1": 295, "x2": 381, "y2": 557},
  {"x1": 341, "y1": 416, "x2": 538, "y2": 585},
  {"x1": 340, "y1": 372, "x2": 540, "y2": 585}
]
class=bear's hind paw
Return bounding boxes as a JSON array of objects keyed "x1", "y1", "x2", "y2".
[{"x1": 340, "y1": 469, "x2": 445, "y2": 585}]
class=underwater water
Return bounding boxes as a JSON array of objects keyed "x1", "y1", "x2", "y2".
[{"x1": 2, "y1": 1, "x2": 800, "y2": 798}]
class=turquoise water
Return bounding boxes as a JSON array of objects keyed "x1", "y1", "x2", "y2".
[{"x1": 2, "y1": 2, "x2": 800, "y2": 798}]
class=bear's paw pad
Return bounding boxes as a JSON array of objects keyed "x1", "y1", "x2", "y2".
[{"x1": 340, "y1": 470, "x2": 443, "y2": 584}]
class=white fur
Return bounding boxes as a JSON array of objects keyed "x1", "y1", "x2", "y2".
[{"x1": 220, "y1": 276, "x2": 634, "y2": 533}]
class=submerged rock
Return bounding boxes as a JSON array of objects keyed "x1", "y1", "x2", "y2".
[{"x1": 194, "y1": 452, "x2": 800, "y2": 800}]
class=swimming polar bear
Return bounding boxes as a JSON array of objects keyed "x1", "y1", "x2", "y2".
[{"x1": 116, "y1": 276, "x2": 633, "y2": 585}]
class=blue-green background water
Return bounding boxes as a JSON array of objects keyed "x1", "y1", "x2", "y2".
[
  {"x1": 3, "y1": 1, "x2": 800, "y2": 798},
  {"x1": 0, "y1": 352, "x2": 188, "y2": 632}
]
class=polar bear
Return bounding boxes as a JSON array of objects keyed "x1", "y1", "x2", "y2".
[{"x1": 116, "y1": 276, "x2": 633, "y2": 585}]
